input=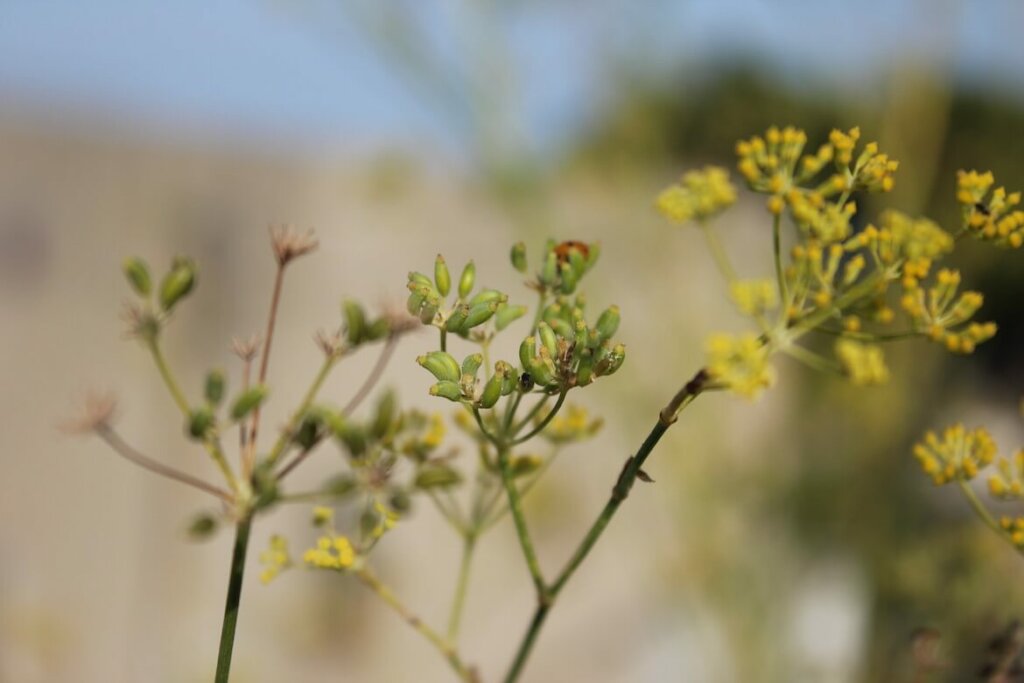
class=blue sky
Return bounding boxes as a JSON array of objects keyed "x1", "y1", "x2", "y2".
[{"x1": 1, "y1": 1, "x2": 1021, "y2": 159}]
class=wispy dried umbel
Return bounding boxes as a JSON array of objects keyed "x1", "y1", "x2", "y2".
[
  {"x1": 61, "y1": 391, "x2": 117, "y2": 434},
  {"x1": 270, "y1": 224, "x2": 318, "y2": 266},
  {"x1": 314, "y1": 328, "x2": 345, "y2": 357},
  {"x1": 230, "y1": 334, "x2": 260, "y2": 362}
]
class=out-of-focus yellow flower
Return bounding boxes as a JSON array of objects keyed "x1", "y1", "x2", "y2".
[
  {"x1": 788, "y1": 193, "x2": 856, "y2": 243},
  {"x1": 542, "y1": 404, "x2": 603, "y2": 443},
  {"x1": 835, "y1": 340, "x2": 889, "y2": 385},
  {"x1": 656, "y1": 166, "x2": 737, "y2": 224},
  {"x1": 900, "y1": 268, "x2": 996, "y2": 354},
  {"x1": 259, "y1": 535, "x2": 292, "y2": 584},
  {"x1": 705, "y1": 332, "x2": 775, "y2": 399},
  {"x1": 913, "y1": 423, "x2": 997, "y2": 485},
  {"x1": 729, "y1": 279, "x2": 778, "y2": 317},
  {"x1": 844, "y1": 211, "x2": 953, "y2": 286},
  {"x1": 957, "y1": 170, "x2": 1024, "y2": 248},
  {"x1": 988, "y1": 449, "x2": 1024, "y2": 500},
  {"x1": 303, "y1": 534, "x2": 357, "y2": 571}
]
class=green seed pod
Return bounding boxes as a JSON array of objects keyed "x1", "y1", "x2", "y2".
[
  {"x1": 530, "y1": 349, "x2": 558, "y2": 386},
  {"x1": 187, "y1": 407, "x2": 215, "y2": 440},
  {"x1": 364, "y1": 318, "x2": 390, "y2": 342},
  {"x1": 434, "y1": 254, "x2": 451, "y2": 297},
  {"x1": 446, "y1": 304, "x2": 470, "y2": 333},
  {"x1": 495, "y1": 304, "x2": 527, "y2": 331},
  {"x1": 537, "y1": 322, "x2": 558, "y2": 357},
  {"x1": 540, "y1": 250, "x2": 558, "y2": 285},
  {"x1": 415, "y1": 464, "x2": 462, "y2": 489},
  {"x1": 464, "y1": 301, "x2": 498, "y2": 329},
  {"x1": 122, "y1": 257, "x2": 152, "y2": 297},
  {"x1": 576, "y1": 350, "x2": 595, "y2": 387},
  {"x1": 158, "y1": 258, "x2": 196, "y2": 312},
  {"x1": 204, "y1": 369, "x2": 226, "y2": 406},
  {"x1": 408, "y1": 271, "x2": 433, "y2": 289},
  {"x1": 478, "y1": 370, "x2": 503, "y2": 409},
  {"x1": 462, "y1": 353, "x2": 484, "y2": 377},
  {"x1": 389, "y1": 488, "x2": 412, "y2": 514},
  {"x1": 370, "y1": 390, "x2": 397, "y2": 439},
  {"x1": 460, "y1": 372, "x2": 477, "y2": 397},
  {"x1": 568, "y1": 248, "x2": 587, "y2": 280},
  {"x1": 343, "y1": 299, "x2": 367, "y2": 345},
  {"x1": 574, "y1": 319, "x2": 588, "y2": 350},
  {"x1": 548, "y1": 317, "x2": 573, "y2": 339},
  {"x1": 595, "y1": 305, "x2": 620, "y2": 342},
  {"x1": 187, "y1": 513, "x2": 218, "y2": 541},
  {"x1": 360, "y1": 507, "x2": 381, "y2": 537},
  {"x1": 585, "y1": 241, "x2": 601, "y2": 270},
  {"x1": 417, "y1": 351, "x2": 461, "y2": 382},
  {"x1": 430, "y1": 380, "x2": 464, "y2": 402},
  {"x1": 519, "y1": 336, "x2": 537, "y2": 370},
  {"x1": 323, "y1": 473, "x2": 357, "y2": 499},
  {"x1": 294, "y1": 410, "x2": 325, "y2": 450},
  {"x1": 497, "y1": 361, "x2": 517, "y2": 395},
  {"x1": 509, "y1": 454, "x2": 542, "y2": 478},
  {"x1": 337, "y1": 422, "x2": 367, "y2": 457},
  {"x1": 559, "y1": 262, "x2": 578, "y2": 294},
  {"x1": 230, "y1": 384, "x2": 268, "y2": 421},
  {"x1": 419, "y1": 303, "x2": 438, "y2": 325},
  {"x1": 469, "y1": 289, "x2": 507, "y2": 307},
  {"x1": 510, "y1": 242, "x2": 528, "y2": 273},
  {"x1": 458, "y1": 261, "x2": 476, "y2": 299},
  {"x1": 407, "y1": 290, "x2": 425, "y2": 317}
]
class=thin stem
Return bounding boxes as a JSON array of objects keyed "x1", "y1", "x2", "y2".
[
  {"x1": 214, "y1": 515, "x2": 253, "y2": 683},
  {"x1": 782, "y1": 344, "x2": 843, "y2": 375},
  {"x1": 501, "y1": 368, "x2": 711, "y2": 683},
  {"x1": 265, "y1": 354, "x2": 338, "y2": 467},
  {"x1": 772, "y1": 212, "x2": 788, "y2": 304},
  {"x1": 814, "y1": 327, "x2": 920, "y2": 342},
  {"x1": 341, "y1": 335, "x2": 400, "y2": 416},
  {"x1": 446, "y1": 533, "x2": 477, "y2": 642},
  {"x1": 511, "y1": 391, "x2": 566, "y2": 445},
  {"x1": 238, "y1": 355, "x2": 253, "y2": 461},
  {"x1": 700, "y1": 223, "x2": 738, "y2": 284},
  {"x1": 503, "y1": 391, "x2": 524, "y2": 433},
  {"x1": 529, "y1": 290, "x2": 548, "y2": 334},
  {"x1": 510, "y1": 394, "x2": 550, "y2": 435},
  {"x1": 957, "y1": 478, "x2": 1006, "y2": 540},
  {"x1": 440, "y1": 328, "x2": 448, "y2": 353},
  {"x1": 499, "y1": 445, "x2": 547, "y2": 596},
  {"x1": 481, "y1": 449, "x2": 561, "y2": 532},
  {"x1": 248, "y1": 264, "x2": 286, "y2": 450},
  {"x1": 355, "y1": 566, "x2": 476, "y2": 682},
  {"x1": 429, "y1": 490, "x2": 468, "y2": 534},
  {"x1": 95, "y1": 425, "x2": 233, "y2": 503}
]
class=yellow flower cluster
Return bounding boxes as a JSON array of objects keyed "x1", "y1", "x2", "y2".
[
  {"x1": 656, "y1": 166, "x2": 737, "y2": 224},
  {"x1": 844, "y1": 211, "x2": 953, "y2": 287},
  {"x1": 786, "y1": 241, "x2": 863, "y2": 319},
  {"x1": 834, "y1": 340, "x2": 889, "y2": 385},
  {"x1": 998, "y1": 516, "x2": 1024, "y2": 547},
  {"x1": 259, "y1": 535, "x2": 292, "y2": 584},
  {"x1": 789, "y1": 195, "x2": 856, "y2": 243},
  {"x1": 303, "y1": 534, "x2": 357, "y2": 570},
  {"x1": 988, "y1": 449, "x2": 1024, "y2": 500},
  {"x1": 542, "y1": 404, "x2": 604, "y2": 443},
  {"x1": 957, "y1": 170, "x2": 1024, "y2": 248},
  {"x1": 312, "y1": 506, "x2": 334, "y2": 527},
  {"x1": 367, "y1": 500, "x2": 399, "y2": 540},
  {"x1": 400, "y1": 411, "x2": 447, "y2": 456},
  {"x1": 913, "y1": 423, "x2": 997, "y2": 485},
  {"x1": 729, "y1": 279, "x2": 778, "y2": 317},
  {"x1": 705, "y1": 332, "x2": 775, "y2": 399},
  {"x1": 900, "y1": 268, "x2": 996, "y2": 353}
]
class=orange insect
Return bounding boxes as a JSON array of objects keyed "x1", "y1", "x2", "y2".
[{"x1": 553, "y1": 240, "x2": 589, "y2": 265}]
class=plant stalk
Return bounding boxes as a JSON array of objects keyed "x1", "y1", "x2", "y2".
[{"x1": 214, "y1": 514, "x2": 253, "y2": 683}]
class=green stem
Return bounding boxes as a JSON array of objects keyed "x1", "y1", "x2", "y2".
[
  {"x1": 782, "y1": 344, "x2": 842, "y2": 375},
  {"x1": 771, "y1": 212, "x2": 788, "y2": 305},
  {"x1": 499, "y1": 445, "x2": 547, "y2": 596},
  {"x1": 501, "y1": 368, "x2": 710, "y2": 683},
  {"x1": 214, "y1": 515, "x2": 253, "y2": 683},
  {"x1": 957, "y1": 478, "x2": 1005, "y2": 539},
  {"x1": 700, "y1": 223, "x2": 738, "y2": 284},
  {"x1": 446, "y1": 533, "x2": 477, "y2": 642},
  {"x1": 265, "y1": 355, "x2": 338, "y2": 467},
  {"x1": 440, "y1": 328, "x2": 448, "y2": 352},
  {"x1": 511, "y1": 394, "x2": 551, "y2": 435},
  {"x1": 355, "y1": 567, "x2": 475, "y2": 682},
  {"x1": 512, "y1": 391, "x2": 566, "y2": 444}
]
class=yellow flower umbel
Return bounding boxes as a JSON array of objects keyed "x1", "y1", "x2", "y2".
[
  {"x1": 835, "y1": 340, "x2": 889, "y2": 386},
  {"x1": 656, "y1": 166, "x2": 737, "y2": 224},
  {"x1": 729, "y1": 279, "x2": 778, "y2": 317},
  {"x1": 542, "y1": 404, "x2": 604, "y2": 444},
  {"x1": 259, "y1": 535, "x2": 292, "y2": 584},
  {"x1": 900, "y1": 268, "x2": 997, "y2": 353},
  {"x1": 957, "y1": 170, "x2": 1024, "y2": 248},
  {"x1": 988, "y1": 449, "x2": 1024, "y2": 500},
  {"x1": 913, "y1": 423, "x2": 997, "y2": 485},
  {"x1": 844, "y1": 210, "x2": 953, "y2": 287},
  {"x1": 705, "y1": 332, "x2": 775, "y2": 399},
  {"x1": 303, "y1": 534, "x2": 357, "y2": 571}
]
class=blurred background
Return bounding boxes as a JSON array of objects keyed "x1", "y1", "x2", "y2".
[{"x1": 2, "y1": 1, "x2": 1024, "y2": 681}]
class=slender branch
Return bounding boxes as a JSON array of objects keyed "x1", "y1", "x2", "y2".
[
  {"x1": 214, "y1": 515, "x2": 253, "y2": 683},
  {"x1": 499, "y1": 445, "x2": 547, "y2": 596},
  {"x1": 428, "y1": 490, "x2": 468, "y2": 534},
  {"x1": 239, "y1": 355, "x2": 253, "y2": 461},
  {"x1": 501, "y1": 368, "x2": 711, "y2": 683},
  {"x1": 342, "y1": 334, "x2": 400, "y2": 416},
  {"x1": 95, "y1": 425, "x2": 233, "y2": 503},
  {"x1": 957, "y1": 478, "x2": 1007, "y2": 540},
  {"x1": 510, "y1": 394, "x2": 550, "y2": 436},
  {"x1": 771, "y1": 212, "x2": 788, "y2": 305},
  {"x1": 782, "y1": 344, "x2": 843, "y2": 375},
  {"x1": 265, "y1": 354, "x2": 338, "y2": 468},
  {"x1": 700, "y1": 223, "x2": 738, "y2": 284},
  {"x1": 511, "y1": 391, "x2": 566, "y2": 444},
  {"x1": 446, "y1": 533, "x2": 477, "y2": 642},
  {"x1": 248, "y1": 264, "x2": 286, "y2": 450},
  {"x1": 440, "y1": 328, "x2": 448, "y2": 353},
  {"x1": 355, "y1": 566, "x2": 477, "y2": 682}
]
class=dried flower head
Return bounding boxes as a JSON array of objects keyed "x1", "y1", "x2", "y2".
[
  {"x1": 314, "y1": 328, "x2": 345, "y2": 357},
  {"x1": 230, "y1": 334, "x2": 260, "y2": 362},
  {"x1": 270, "y1": 224, "x2": 318, "y2": 266},
  {"x1": 61, "y1": 391, "x2": 117, "y2": 433}
]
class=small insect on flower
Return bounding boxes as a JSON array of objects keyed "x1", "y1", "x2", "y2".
[
  {"x1": 553, "y1": 241, "x2": 589, "y2": 265},
  {"x1": 519, "y1": 372, "x2": 534, "y2": 391}
]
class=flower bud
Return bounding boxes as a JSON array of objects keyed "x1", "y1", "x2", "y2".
[
  {"x1": 122, "y1": 257, "x2": 152, "y2": 297},
  {"x1": 429, "y1": 381, "x2": 464, "y2": 402},
  {"x1": 343, "y1": 299, "x2": 366, "y2": 345},
  {"x1": 417, "y1": 351, "x2": 461, "y2": 383},
  {"x1": 595, "y1": 305, "x2": 620, "y2": 342},
  {"x1": 458, "y1": 261, "x2": 476, "y2": 299},
  {"x1": 495, "y1": 304, "x2": 527, "y2": 331},
  {"x1": 159, "y1": 257, "x2": 196, "y2": 312},
  {"x1": 230, "y1": 384, "x2": 268, "y2": 421},
  {"x1": 434, "y1": 254, "x2": 451, "y2": 297},
  {"x1": 510, "y1": 242, "x2": 528, "y2": 273},
  {"x1": 204, "y1": 369, "x2": 226, "y2": 406},
  {"x1": 187, "y1": 406, "x2": 215, "y2": 439}
]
